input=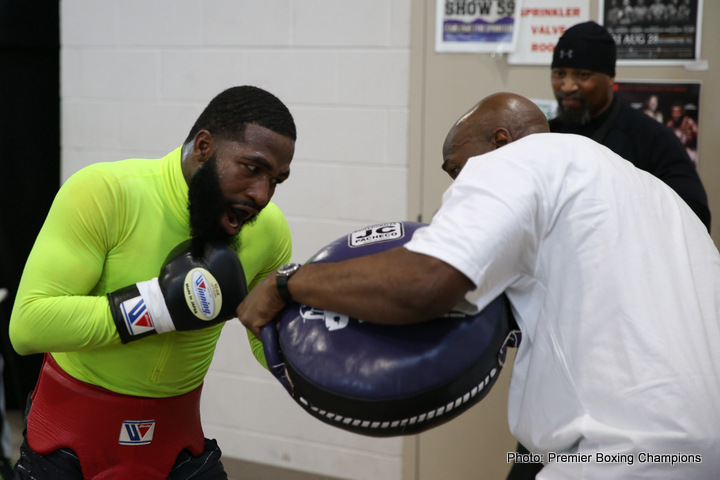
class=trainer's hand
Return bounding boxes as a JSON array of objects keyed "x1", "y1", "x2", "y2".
[{"x1": 237, "y1": 272, "x2": 287, "y2": 338}]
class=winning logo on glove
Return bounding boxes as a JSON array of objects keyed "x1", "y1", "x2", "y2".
[{"x1": 183, "y1": 268, "x2": 222, "y2": 321}]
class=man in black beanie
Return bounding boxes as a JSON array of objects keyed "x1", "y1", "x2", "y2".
[
  {"x1": 548, "y1": 20, "x2": 710, "y2": 230},
  {"x1": 507, "y1": 19, "x2": 711, "y2": 480}
]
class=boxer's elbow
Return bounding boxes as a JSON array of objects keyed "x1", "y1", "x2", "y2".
[
  {"x1": 10, "y1": 297, "x2": 61, "y2": 355},
  {"x1": 9, "y1": 315, "x2": 39, "y2": 355}
]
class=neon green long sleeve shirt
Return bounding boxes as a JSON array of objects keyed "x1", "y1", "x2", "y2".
[{"x1": 10, "y1": 147, "x2": 291, "y2": 397}]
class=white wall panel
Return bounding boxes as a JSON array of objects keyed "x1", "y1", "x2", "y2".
[
  {"x1": 293, "y1": 0, "x2": 389, "y2": 47},
  {"x1": 203, "y1": 0, "x2": 293, "y2": 46}
]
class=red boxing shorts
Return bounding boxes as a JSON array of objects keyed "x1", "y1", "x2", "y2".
[{"x1": 26, "y1": 354, "x2": 205, "y2": 479}]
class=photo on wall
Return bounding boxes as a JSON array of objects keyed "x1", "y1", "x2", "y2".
[
  {"x1": 600, "y1": 0, "x2": 703, "y2": 64},
  {"x1": 614, "y1": 80, "x2": 702, "y2": 164}
]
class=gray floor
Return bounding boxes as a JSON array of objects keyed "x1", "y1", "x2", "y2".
[{"x1": 5, "y1": 409, "x2": 341, "y2": 480}]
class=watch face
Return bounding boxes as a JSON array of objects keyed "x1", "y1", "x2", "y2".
[{"x1": 279, "y1": 263, "x2": 300, "y2": 275}]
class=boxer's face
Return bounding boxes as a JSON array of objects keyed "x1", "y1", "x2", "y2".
[
  {"x1": 188, "y1": 124, "x2": 294, "y2": 245},
  {"x1": 551, "y1": 68, "x2": 614, "y2": 125}
]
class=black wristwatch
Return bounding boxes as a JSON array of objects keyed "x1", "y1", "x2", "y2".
[{"x1": 276, "y1": 263, "x2": 301, "y2": 303}]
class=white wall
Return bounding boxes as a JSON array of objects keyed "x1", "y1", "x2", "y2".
[{"x1": 61, "y1": 1, "x2": 411, "y2": 478}]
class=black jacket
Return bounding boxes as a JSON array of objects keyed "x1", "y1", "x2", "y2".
[{"x1": 549, "y1": 97, "x2": 711, "y2": 230}]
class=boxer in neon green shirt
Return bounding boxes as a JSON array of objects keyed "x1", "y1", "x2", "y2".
[{"x1": 9, "y1": 86, "x2": 296, "y2": 479}]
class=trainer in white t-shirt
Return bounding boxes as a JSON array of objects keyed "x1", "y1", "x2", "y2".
[{"x1": 405, "y1": 133, "x2": 720, "y2": 479}]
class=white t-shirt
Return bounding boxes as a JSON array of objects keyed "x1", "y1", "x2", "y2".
[{"x1": 405, "y1": 133, "x2": 720, "y2": 479}]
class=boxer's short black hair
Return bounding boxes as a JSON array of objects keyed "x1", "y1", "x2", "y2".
[{"x1": 184, "y1": 85, "x2": 296, "y2": 144}]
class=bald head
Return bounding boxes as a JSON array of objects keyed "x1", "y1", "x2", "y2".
[{"x1": 442, "y1": 92, "x2": 550, "y2": 179}]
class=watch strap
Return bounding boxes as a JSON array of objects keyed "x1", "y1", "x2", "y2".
[{"x1": 277, "y1": 264, "x2": 300, "y2": 303}]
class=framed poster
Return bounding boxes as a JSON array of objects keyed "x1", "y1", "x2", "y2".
[
  {"x1": 436, "y1": 0, "x2": 521, "y2": 53},
  {"x1": 508, "y1": 0, "x2": 590, "y2": 65},
  {"x1": 600, "y1": 0, "x2": 703, "y2": 65},
  {"x1": 614, "y1": 80, "x2": 702, "y2": 164}
]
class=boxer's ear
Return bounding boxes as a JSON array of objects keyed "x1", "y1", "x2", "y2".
[{"x1": 192, "y1": 130, "x2": 215, "y2": 163}]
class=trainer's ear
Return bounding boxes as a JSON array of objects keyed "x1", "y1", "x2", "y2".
[{"x1": 490, "y1": 128, "x2": 511, "y2": 149}]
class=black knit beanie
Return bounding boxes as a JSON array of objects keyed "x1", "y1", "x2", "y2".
[{"x1": 551, "y1": 21, "x2": 616, "y2": 77}]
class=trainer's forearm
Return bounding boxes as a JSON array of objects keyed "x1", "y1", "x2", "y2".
[{"x1": 288, "y1": 247, "x2": 473, "y2": 324}]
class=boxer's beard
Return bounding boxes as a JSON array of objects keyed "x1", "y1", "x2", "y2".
[
  {"x1": 187, "y1": 154, "x2": 243, "y2": 249},
  {"x1": 555, "y1": 92, "x2": 592, "y2": 126}
]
